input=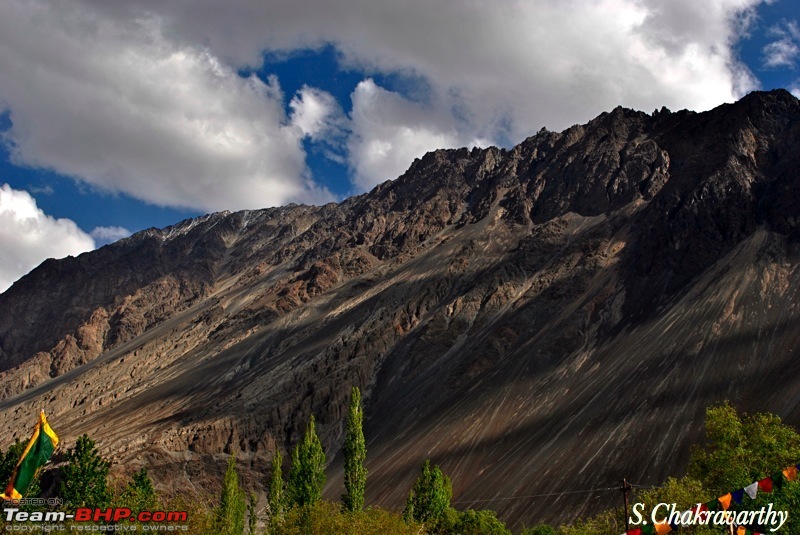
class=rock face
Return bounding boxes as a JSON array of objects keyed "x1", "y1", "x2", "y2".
[{"x1": 1, "y1": 89, "x2": 800, "y2": 528}]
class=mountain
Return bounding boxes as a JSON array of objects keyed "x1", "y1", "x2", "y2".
[{"x1": 1, "y1": 89, "x2": 799, "y2": 528}]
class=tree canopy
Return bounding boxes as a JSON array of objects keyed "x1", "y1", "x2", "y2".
[
  {"x1": 285, "y1": 415, "x2": 326, "y2": 510},
  {"x1": 342, "y1": 386, "x2": 367, "y2": 513}
]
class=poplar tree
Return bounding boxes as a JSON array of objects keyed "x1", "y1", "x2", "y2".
[
  {"x1": 267, "y1": 450, "x2": 284, "y2": 523},
  {"x1": 285, "y1": 415, "x2": 326, "y2": 509},
  {"x1": 215, "y1": 454, "x2": 246, "y2": 535},
  {"x1": 342, "y1": 386, "x2": 367, "y2": 513},
  {"x1": 247, "y1": 492, "x2": 258, "y2": 535}
]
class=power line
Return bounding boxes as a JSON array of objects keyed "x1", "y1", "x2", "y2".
[{"x1": 451, "y1": 485, "x2": 621, "y2": 505}]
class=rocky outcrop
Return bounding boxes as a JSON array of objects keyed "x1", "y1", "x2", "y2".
[{"x1": 0, "y1": 89, "x2": 799, "y2": 529}]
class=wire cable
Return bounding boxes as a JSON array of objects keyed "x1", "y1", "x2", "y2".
[{"x1": 451, "y1": 485, "x2": 620, "y2": 505}]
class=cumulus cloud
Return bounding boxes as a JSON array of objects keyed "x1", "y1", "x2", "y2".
[
  {"x1": 348, "y1": 79, "x2": 473, "y2": 189},
  {"x1": 176, "y1": 0, "x2": 763, "y2": 189},
  {"x1": 290, "y1": 86, "x2": 346, "y2": 142},
  {"x1": 1, "y1": 0, "x2": 770, "y2": 195},
  {"x1": 0, "y1": 184, "x2": 95, "y2": 293},
  {"x1": 90, "y1": 225, "x2": 132, "y2": 246},
  {"x1": 0, "y1": 0, "x2": 331, "y2": 213},
  {"x1": 289, "y1": 85, "x2": 349, "y2": 166},
  {"x1": 130, "y1": 0, "x2": 763, "y2": 114}
]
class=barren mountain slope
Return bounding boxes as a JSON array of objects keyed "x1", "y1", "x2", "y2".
[{"x1": 0, "y1": 89, "x2": 798, "y2": 528}]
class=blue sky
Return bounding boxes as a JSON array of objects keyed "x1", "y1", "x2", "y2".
[{"x1": 1, "y1": 0, "x2": 799, "y2": 292}]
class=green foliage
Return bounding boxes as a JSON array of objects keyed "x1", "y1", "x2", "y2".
[
  {"x1": 632, "y1": 477, "x2": 716, "y2": 535},
  {"x1": 342, "y1": 386, "x2": 368, "y2": 513},
  {"x1": 286, "y1": 415, "x2": 327, "y2": 510},
  {"x1": 762, "y1": 479, "x2": 800, "y2": 535},
  {"x1": 403, "y1": 459, "x2": 452, "y2": 524},
  {"x1": 166, "y1": 495, "x2": 216, "y2": 535},
  {"x1": 450, "y1": 508, "x2": 512, "y2": 534},
  {"x1": 59, "y1": 434, "x2": 111, "y2": 508},
  {"x1": 634, "y1": 476, "x2": 708, "y2": 518},
  {"x1": 214, "y1": 454, "x2": 247, "y2": 535},
  {"x1": 118, "y1": 468, "x2": 159, "y2": 515},
  {"x1": 267, "y1": 449, "x2": 284, "y2": 532},
  {"x1": 248, "y1": 492, "x2": 258, "y2": 534},
  {"x1": 521, "y1": 524, "x2": 557, "y2": 535},
  {"x1": 687, "y1": 402, "x2": 800, "y2": 534},
  {"x1": 556, "y1": 509, "x2": 622, "y2": 535},
  {"x1": 275, "y1": 500, "x2": 421, "y2": 534},
  {"x1": 0, "y1": 440, "x2": 25, "y2": 488},
  {"x1": 689, "y1": 402, "x2": 800, "y2": 494},
  {"x1": 428, "y1": 506, "x2": 460, "y2": 534}
]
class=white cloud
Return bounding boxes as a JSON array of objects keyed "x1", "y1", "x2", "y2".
[
  {"x1": 0, "y1": 0, "x2": 771, "y2": 195},
  {"x1": 123, "y1": 0, "x2": 763, "y2": 188},
  {"x1": 790, "y1": 81, "x2": 800, "y2": 98},
  {"x1": 764, "y1": 38, "x2": 800, "y2": 68},
  {"x1": 289, "y1": 85, "x2": 349, "y2": 167},
  {"x1": 763, "y1": 20, "x2": 800, "y2": 68},
  {"x1": 0, "y1": 0, "x2": 331, "y2": 213},
  {"x1": 290, "y1": 86, "x2": 346, "y2": 142},
  {"x1": 90, "y1": 225, "x2": 132, "y2": 245},
  {"x1": 0, "y1": 184, "x2": 95, "y2": 293},
  {"x1": 348, "y1": 79, "x2": 468, "y2": 189}
]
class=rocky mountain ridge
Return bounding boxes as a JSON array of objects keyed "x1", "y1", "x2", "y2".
[{"x1": 0, "y1": 89, "x2": 799, "y2": 528}]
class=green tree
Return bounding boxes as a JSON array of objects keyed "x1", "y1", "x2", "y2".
[
  {"x1": 119, "y1": 468, "x2": 159, "y2": 515},
  {"x1": 689, "y1": 402, "x2": 800, "y2": 492},
  {"x1": 285, "y1": 415, "x2": 326, "y2": 510},
  {"x1": 521, "y1": 524, "x2": 557, "y2": 535},
  {"x1": 342, "y1": 386, "x2": 367, "y2": 513},
  {"x1": 0, "y1": 440, "x2": 25, "y2": 486},
  {"x1": 214, "y1": 454, "x2": 247, "y2": 535},
  {"x1": 268, "y1": 449, "x2": 284, "y2": 524},
  {"x1": 403, "y1": 459, "x2": 452, "y2": 524},
  {"x1": 275, "y1": 500, "x2": 422, "y2": 534},
  {"x1": 248, "y1": 492, "x2": 258, "y2": 534},
  {"x1": 633, "y1": 477, "x2": 716, "y2": 535},
  {"x1": 688, "y1": 402, "x2": 800, "y2": 534},
  {"x1": 59, "y1": 434, "x2": 111, "y2": 508},
  {"x1": 451, "y1": 509, "x2": 512, "y2": 535}
]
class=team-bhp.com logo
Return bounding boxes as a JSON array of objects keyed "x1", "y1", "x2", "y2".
[
  {"x1": 4, "y1": 507, "x2": 189, "y2": 531},
  {"x1": 73, "y1": 509, "x2": 187, "y2": 524}
]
